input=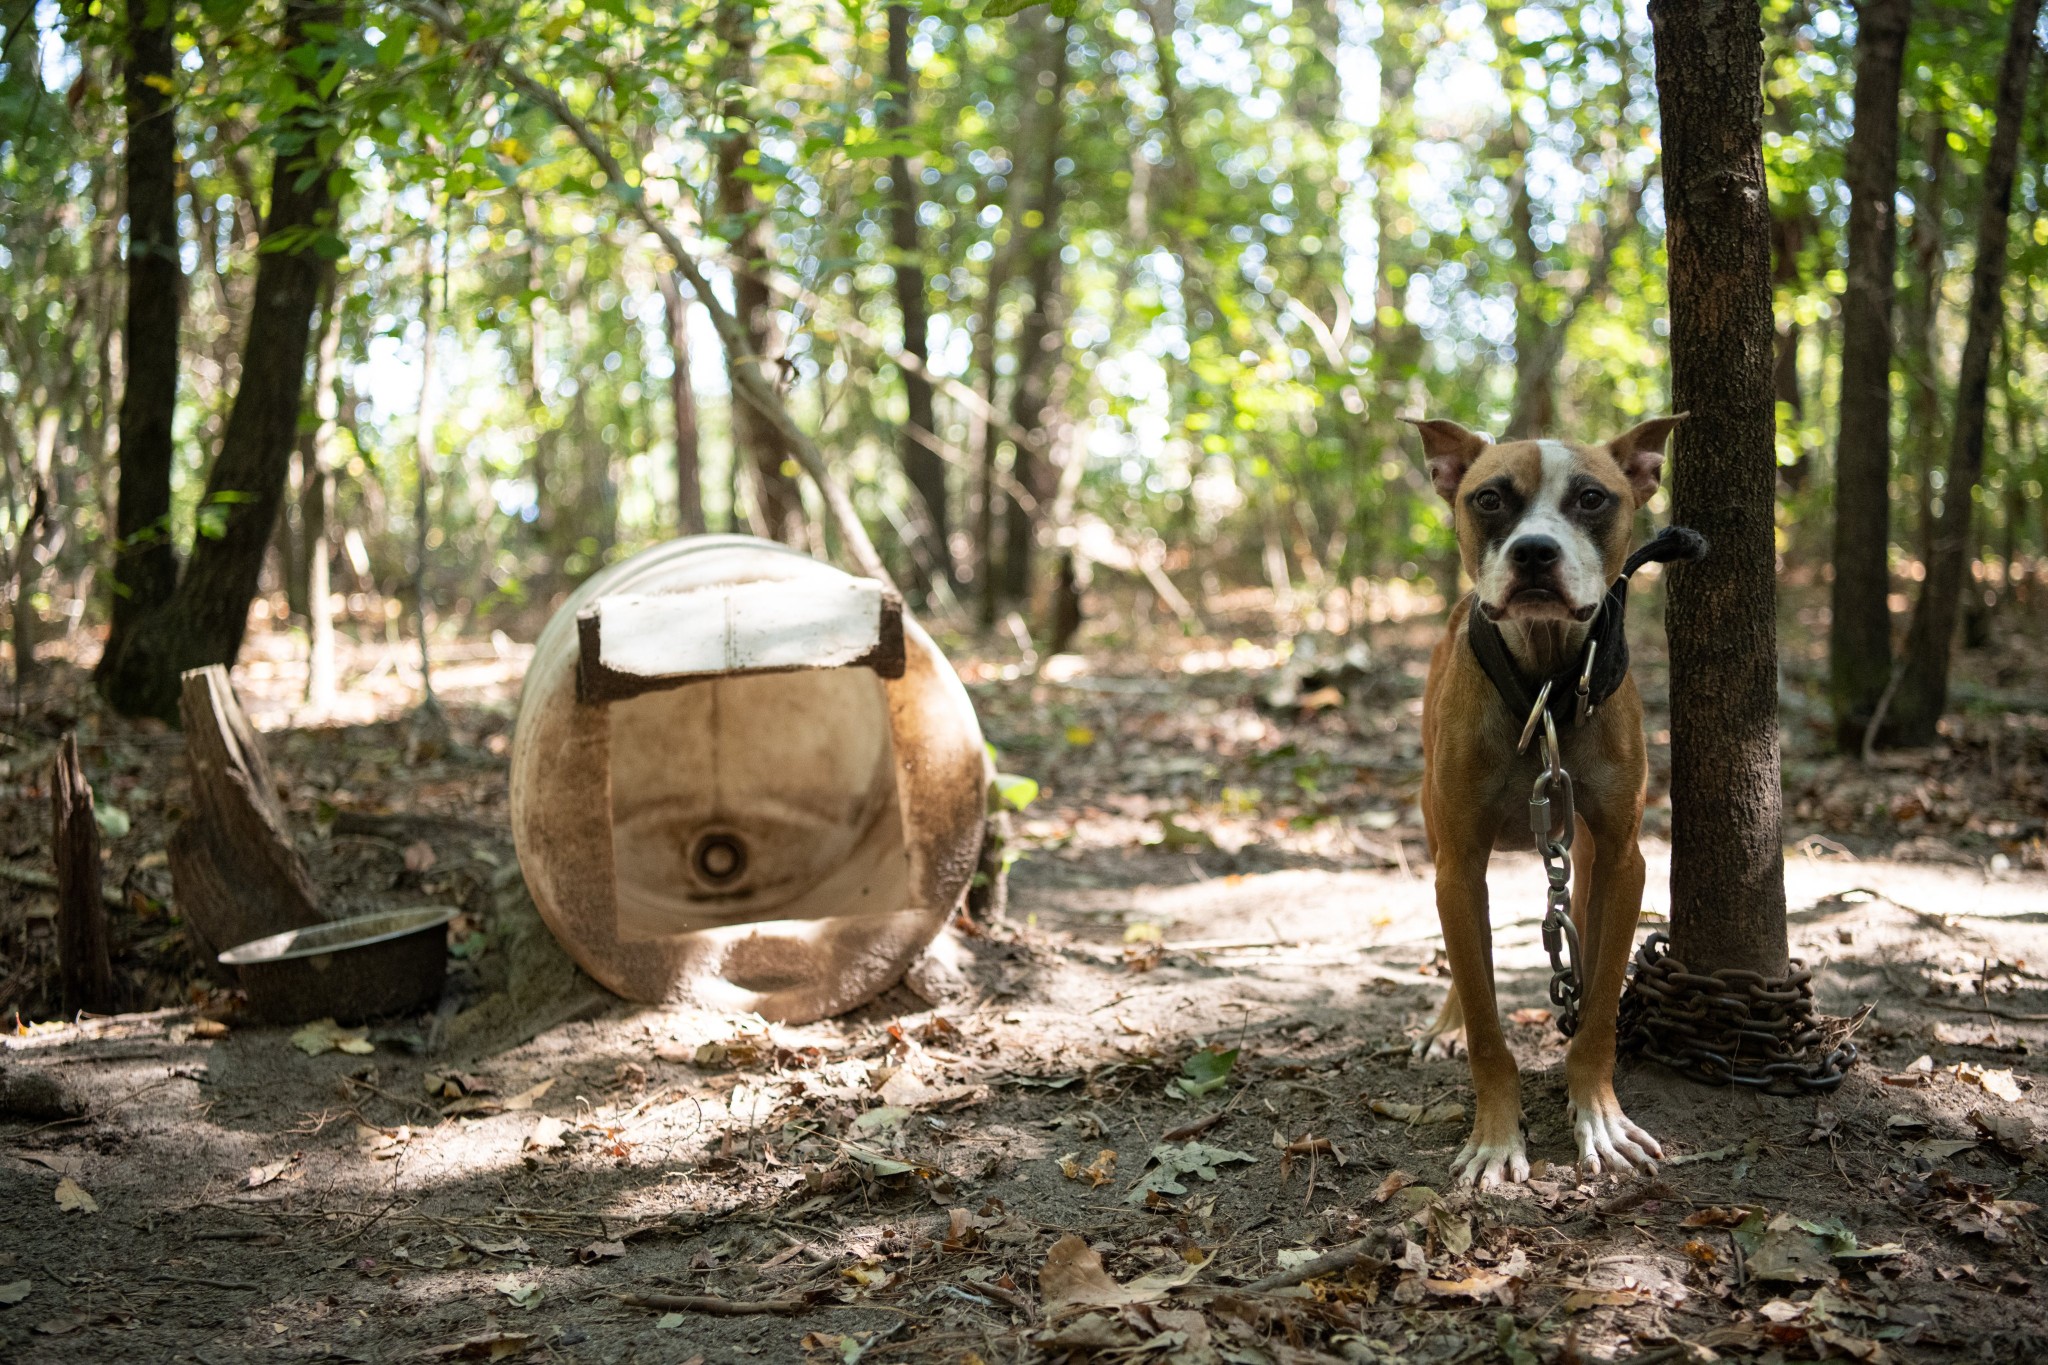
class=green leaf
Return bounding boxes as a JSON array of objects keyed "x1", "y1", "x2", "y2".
[
  {"x1": 993, "y1": 773, "x2": 1038, "y2": 812},
  {"x1": 765, "y1": 39, "x2": 826, "y2": 63},
  {"x1": 980, "y1": 0, "x2": 1044, "y2": 17},
  {"x1": 1125, "y1": 1141, "x2": 1256, "y2": 1204},
  {"x1": 1172, "y1": 1046, "x2": 1237, "y2": 1099}
]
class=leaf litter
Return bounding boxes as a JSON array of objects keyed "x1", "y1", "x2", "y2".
[{"x1": 5, "y1": 634, "x2": 2048, "y2": 1362}]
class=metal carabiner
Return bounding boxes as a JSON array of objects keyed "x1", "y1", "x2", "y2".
[
  {"x1": 1574, "y1": 638, "x2": 1598, "y2": 726},
  {"x1": 1517, "y1": 680, "x2": 1553, "y2": 755},
  {"x1": 1529, "y1": 762, "x2": 1574, "y2": 851}
]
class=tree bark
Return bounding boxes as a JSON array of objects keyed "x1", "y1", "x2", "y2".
[
  {"x1": 886, "y1": 3, "x2": 948, "y2": 592},
  {"x1": 1827, "y1": 0, "x2": 1912, "y2": 751},
  {"x1": 1902, "y1": 112, "x2": 1947, "y2": 565},
  {"x1": 303, "y1": 270, "x2": 341, "y2": 710},
  {"x1": 1887, "y1": 0, "x2": 2041, "y2": 746},
  {"x1": 1000, "y1": 18, "x2": 1071, "y2": 606},
  {"x1": 655, "y1": 272, "x2": 706, "y2": 536},
  {"x1": 1649, "y1": 0, "x2": 1788, "y2": 977},
  {"x1": 100, "y1": 0, "x2": 183, "y2": 678},
  {"x1": 412, "y1": 238, "x2": 440, "y2": 710},
  {"x1": 714, "y1": 0, "x2": 805, "y2": 546},
  {"x1": 53, "y1": 733, "x2": 116, "y2": 1015},
  {"x1": 96, "y1": 0, "x2": 343, "y2": 724}
]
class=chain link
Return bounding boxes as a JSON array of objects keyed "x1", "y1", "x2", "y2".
[
  {"x1": 1516, "y1": 690, "x2": 1864, "y2": 1090},
  {"x1": 1617, "y1": 934, "x2": 1866, "y2": 1093},
  {"x1": 1527, "y1": 703, "x2": 1582, "y2": 1039}
]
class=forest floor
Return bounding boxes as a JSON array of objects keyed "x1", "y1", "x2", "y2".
[{"x1": 3, "y1": 584, "x2": 2048, "y2": 1364}]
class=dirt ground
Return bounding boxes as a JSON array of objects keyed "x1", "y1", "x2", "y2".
[{"x1": 4, "y1": 585, "x2": 2048, "y2": 1364}]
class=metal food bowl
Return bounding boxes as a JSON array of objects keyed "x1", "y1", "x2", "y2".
[{"x1": 217, "y1": 906, "x2": 456, "y2": 1025}]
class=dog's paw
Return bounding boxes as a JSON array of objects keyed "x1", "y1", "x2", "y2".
[
  {"x1": 1568, "y1": 1094, "x2": 1662, "y2": 1179},
  {"x1": 1410, "y1": 1027, "x2": 1467, "y2": 1062},
  {"x1": 1449, "y1": 1128, "x2": 1529, "y2": 1189}
]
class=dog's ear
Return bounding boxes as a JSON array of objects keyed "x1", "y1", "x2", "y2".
[
  {"x1": 1405, "y1": 418, "x2": 1490, "y2": 502},
  {"x1": 1608, "y1": 413, "x2": 1687, "y2": 507}
]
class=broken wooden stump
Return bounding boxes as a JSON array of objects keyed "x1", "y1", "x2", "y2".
[
  {"x1": 52, "y1": 732, "x2": 116, "y2": 1015},
  {"x1": 168, "y1": 665, "x2": 326, "y2": 961}
]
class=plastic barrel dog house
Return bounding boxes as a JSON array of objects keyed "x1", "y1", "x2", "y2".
[{"x1": 509, "y1": 536, "x2": 987, "y2": 1023}]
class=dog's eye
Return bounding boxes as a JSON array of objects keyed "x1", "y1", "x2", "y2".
[
  {"x1": 1472, "y1": 489, "x2": 1503, "y2": 514},
  {"x1": 1577, "y1": 488, "x2": 1609, "y2": 512}
]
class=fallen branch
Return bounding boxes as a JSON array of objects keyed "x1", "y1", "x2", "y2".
[
  {"x1": 1239, "y1": 1238, "x2": 1382, "y2": 1294},
  {"x1": 0, "y1": 860, "x2": 126, "y2": 910},
  {"x1": 616, "y1": 1292, "x2": 805, "y2": 1317}
]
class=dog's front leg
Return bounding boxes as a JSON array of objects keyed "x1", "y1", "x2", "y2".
[
  {"x1": 1433, "y1": 839, "x2": 1526, "y2": 1187},
  {"x1": 1564, "y1": 823, "x2": 1662, "y2": 1178}
]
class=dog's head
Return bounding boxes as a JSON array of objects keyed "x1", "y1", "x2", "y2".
[{"x1": 1409, "y1": 416, "x2": 1684, "y2": 624}]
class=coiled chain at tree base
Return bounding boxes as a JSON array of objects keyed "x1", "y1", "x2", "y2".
[{"x1": 1616, "y1": 933, "x2": 1868, "y2": 1093}]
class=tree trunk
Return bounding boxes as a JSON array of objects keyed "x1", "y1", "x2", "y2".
[
  {"x1": 1902, "y1": 113, "x2": 1947, "y2": 566},
  {"x1": 9, "y1": 416, "x2": 54, "y2": 685},
  {"x1": 1827, "y1": 0, "x2": 1912, "y2": 751},
  {"x1": 99, "y1": 0, "x2": 183, "y2": 679},
  {"x1": 1000, "y1": 18, "x2": 1071, "y2": 606},
  {"x1": 412, "y1": 239, "x2": 439, "y2": 711},
  {"x1": 655, "y1": 272, "x2": 706, "y2": 536},
  {"x1": 1888, "y1": 0, "x2": 2041, "y2": 746},
  {"x1": 886, "y1": 3, "x2": 949, "y2": 593},
  {"x1": 303, "y1": 270, "x2": 341, "y2": 710},
  {"x1": 714, "y1": 0, "x2": 805, "y2": 546},
  {"x1": 95, "y1": 0, "x2": 343, "y2": 724},
  {"x1": 1649, "y1": 0, "x2": 1788, "y2": 977}
]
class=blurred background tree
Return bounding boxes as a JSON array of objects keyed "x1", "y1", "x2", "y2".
[{"x1": 0, "y1": 0, "x2": 2038, "y2": 746}]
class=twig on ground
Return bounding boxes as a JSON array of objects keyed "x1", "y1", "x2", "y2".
[
  {"x1": 1160, "y1": 1110, "x2": 1225, "y2": 1142},
  {"x1": 1240, "y1": 1238, "x2": 1381, "y2": 1294},
  {"x1": 0, "y1": 859, "x2": 125, "y2": 910},
  {"x1": 1924, "y1": 998, "x2": 2048, "y2": 1024},
  {"x1": 616, "y1": 1292, "x2": 805, "y2": 1316},
  {"x1": 1597, "y1": 1181, "x2": 1677, "y2": 1217}
]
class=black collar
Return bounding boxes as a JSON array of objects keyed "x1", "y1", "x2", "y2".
[{"x1": 1465, "y1": 525, "x2": 1707, "y2": 732}]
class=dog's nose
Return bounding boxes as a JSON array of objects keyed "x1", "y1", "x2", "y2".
[{"x1": 1508, "y1": 535, "x2": 1560, "y2": 572}]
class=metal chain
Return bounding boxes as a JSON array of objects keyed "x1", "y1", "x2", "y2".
[
  {"x1": 1523, "y1": 693, "x2": 1582, "y2": 1039},
  {"x1": 1515, "y1": 686, "x2": 1863, "y2": 1090},
  {"x1": 1617, "y1": 935, "x2": 1864, "y2": 1093}
]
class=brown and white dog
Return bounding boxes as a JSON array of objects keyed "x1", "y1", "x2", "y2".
[{"x1": 1407, "y1": 414, "x2": 1684, "y2": 1187}]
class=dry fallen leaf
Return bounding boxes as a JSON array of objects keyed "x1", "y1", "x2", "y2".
[
  {"x1": 290, "y1": 1018, "x2": 374, "y2": 1058},
  {"x1": 500, "y1": 1078, "x2": 555, "y2": 1112},
  {"x1": 1058, "y1": 1148, "x2": 1118, "y2": 1188},
  {"x1": 1373, "y1": 1170, "x2": 1418, "y2": 1203},
  {"x1": 525, "y1": 1116, "x2": 569, "y2": 1151},
  {"x1": 1370, "y1": 1097, "x2": 1464, "y2": 1125},
  {"x1": 245, "y1": 1155, "x2": 299, "y2": 1190},
  {"x1": 0, "y1": 1279, "x2": 30, "y2": 1305},
  {"x1": 1423, "y1": 1270, "x2": 1514, "y2": 1304},
  {"x1": 53, "y1": 1177, "x2": 97, "y2": 1214},
  {"x1": 191, "y1": 1018, "x2": 230, "y2": 1039},
  {"x1": 1975, "y1": 1067, "x2": 2025, "y2": 1103},
  {"x1": 355, "y1": 1124, "x2": 410, "y2": 1159}
]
